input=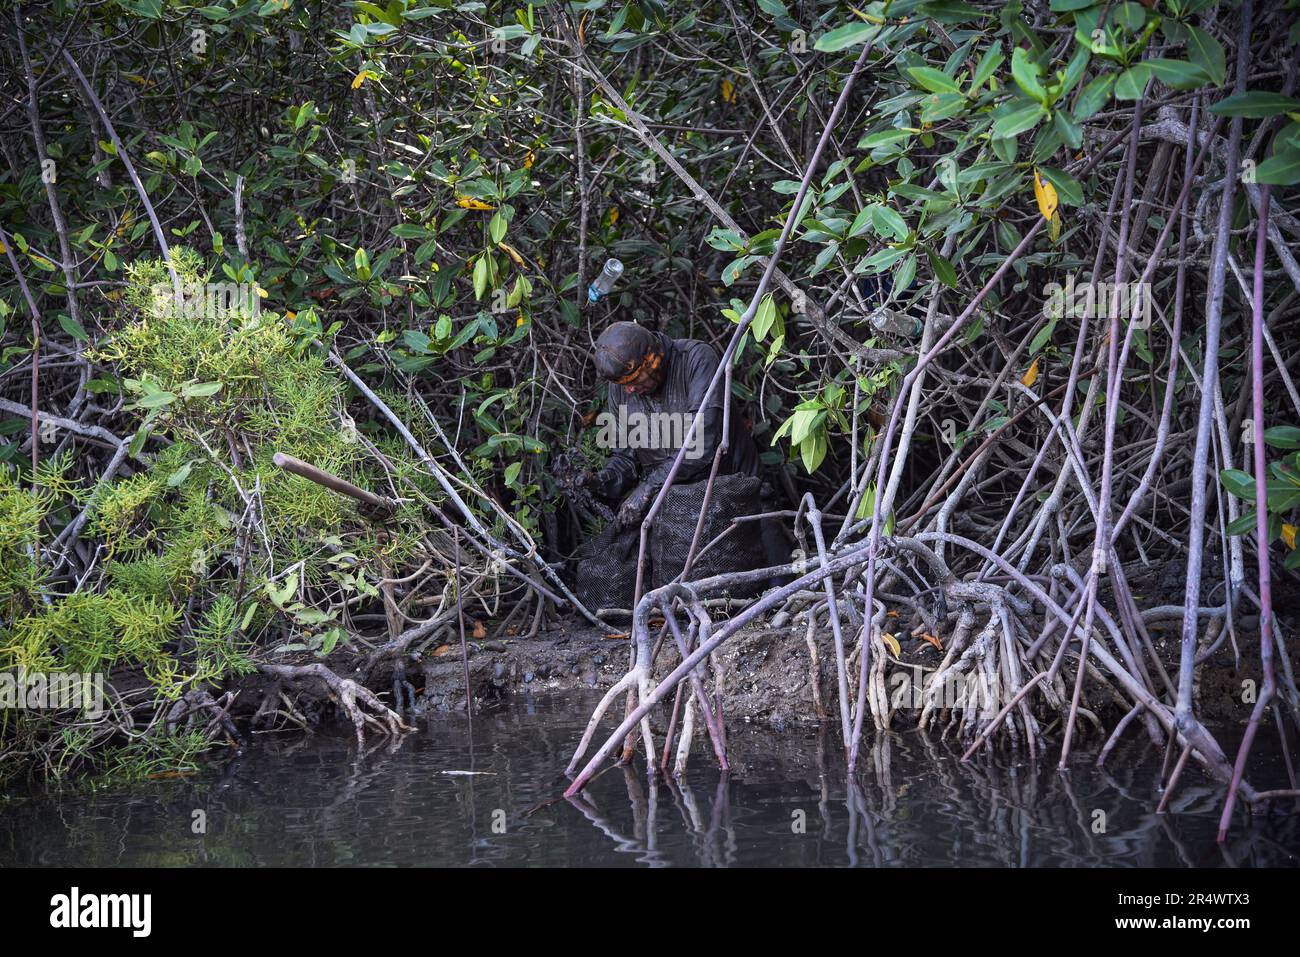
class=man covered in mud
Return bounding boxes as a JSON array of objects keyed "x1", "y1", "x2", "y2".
[
  {"x1": 563, "y1": 321, "x2": 792, "y2": 611},
  {"x1": 577, "y1": 321, "x2": 759, "y2": 531}
]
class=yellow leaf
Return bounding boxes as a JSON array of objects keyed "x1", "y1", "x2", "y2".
[
  {"x1": 1048, "y1": 209, "x2": 1063, "y2": 242},
  {"x1": 721, "y1": 78, "x2": 737, "y2": 103},
  {"x1": 1283, "y1": 524, "x2": 1298, "y2": 549},
  {"x1": 881, "y1": 632, "x2": 901, "y2": 657},
  {"x1": 607, "y1": 206, "x2": 619, "y2": 225},
  {"x1": 1033, "y1": 168, "x2": 1058, "y2": 221},
  {"x1": 523, "y1": 150, "x2": 535, "y2": 169},
  {"x1": 1021, "y1": 356, "x2": 1040, "y2": 387},
  {"x1": 578, "y1": 12, "x2": 588, "y2": 46},
  {"x1": 515, "y1": 311, "x2": 526, "y2": 328},
  {"x1": 351, "y1": 70, "x2": 372, "y2": 90},
  {"x1": 497, "y1": 241, "x2": 525, "y2": 267},
  {"x1": 456, "y1": 196, "x2": 495, "y2": 210}
]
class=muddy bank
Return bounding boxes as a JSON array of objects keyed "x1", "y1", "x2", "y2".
[
  {"x1": 386, "y1": 621, "x2": 829, "y2": 731},
  {"x1": 383, "y1": 607, "x2": 1295, "y2": 740}
]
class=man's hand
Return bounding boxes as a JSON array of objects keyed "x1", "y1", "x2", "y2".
[{"x1": 615, "y1": 483, "x2": 656, "y2": 530}]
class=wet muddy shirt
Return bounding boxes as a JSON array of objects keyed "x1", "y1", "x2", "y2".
[{"x1": 592, "y1": 331, "x2": 759, "y2": 501}]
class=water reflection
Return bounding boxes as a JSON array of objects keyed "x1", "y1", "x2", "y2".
[{"x1": 0, "y1": 692, "x2": 1295, "y2": 867}]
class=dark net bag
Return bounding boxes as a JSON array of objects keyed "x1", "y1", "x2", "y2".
[
  {"x1": 650, "y1": 473, "x2": 764, "y2": 592},
  {"x1": 570, "y1": 522, "x2": 641, "y2": 612},
  {"x1": 568, "y1": 473, "x2": 765, "y2": 612}
]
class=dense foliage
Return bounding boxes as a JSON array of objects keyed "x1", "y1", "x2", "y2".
[{"x1": 2, "y1": 0, "x2": 1298, "y2": 799}]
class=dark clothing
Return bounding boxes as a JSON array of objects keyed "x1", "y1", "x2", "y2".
[{"x1": 592, "y1": 332, "x2": 759, "y2": 501}]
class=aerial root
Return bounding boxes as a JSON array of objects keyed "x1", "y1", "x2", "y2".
[{"x1": 259, "y1": 663, "x2": 413, "y2": 745}]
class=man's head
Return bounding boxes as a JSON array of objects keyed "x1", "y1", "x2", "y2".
[{"x1": 594, "y1": 321, "x2": 666, "y2": 395}]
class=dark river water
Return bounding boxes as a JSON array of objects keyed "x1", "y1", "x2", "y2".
[{"x1": 1, "y1": 692, "x2": 1297, "y2": 867}]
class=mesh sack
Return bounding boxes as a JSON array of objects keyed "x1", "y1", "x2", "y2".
[
  {"x1": 570, "y1": 522, "x2": 640, "y2": 612},
  {"x1": 568, "y1": 473, "x2": 766, "y2": 612},
  {"x1": 650, "y1": 473, "x2": 764, "y2": 591}
]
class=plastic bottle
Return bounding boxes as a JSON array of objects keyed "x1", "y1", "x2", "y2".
[
  {"x1": 587, "y1": 258, "x2": 624, "y2": 302},
  {"x1": 858, "y1": 273, "x2": 922, "y2": 337},
  {"x1": 869, "y1": 305, "x2": 923, "y2": 337}
]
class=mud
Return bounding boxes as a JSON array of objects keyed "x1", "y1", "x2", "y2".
[
  {"x1": 403, "y1": 582, "x2": 1296, "y2": 741},
  {"x1": 405, "y1": 622, "x2": 826, "y2": 730}
]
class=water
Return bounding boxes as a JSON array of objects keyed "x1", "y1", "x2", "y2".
[{"x1": 1, "y1": 692, "x2": 1297, "y2": 867}]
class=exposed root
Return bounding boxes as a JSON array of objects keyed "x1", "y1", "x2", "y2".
[{"x1": 259, "y1": 663, "x2": 413, "y2": 746}]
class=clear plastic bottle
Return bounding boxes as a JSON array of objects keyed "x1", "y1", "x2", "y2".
[
  {"x1": 587, "y1": 258, "x2": 624, "y2": 302},
  {"x1": 868, "y1": 305, "x2": 923, "y2": 337},
  {"x1": 858, "y1": 273, "x2": 921, "y2": 337}
]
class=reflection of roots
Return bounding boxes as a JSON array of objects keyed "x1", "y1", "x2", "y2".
[{"x1": 259, "y1": 663, "x2": 413, "y2": 745}]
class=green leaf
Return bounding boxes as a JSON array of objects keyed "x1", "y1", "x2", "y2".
[
  {"x1": 871, "y1": 205, "x2": 909, "y2": 241},
  {"x1": 1220, "y1": 468, "x2": 1255, "y2": 501},
  {"x1": 1184, "y1": 25, "x2": 1225, "y2": 86},
  {"x1": 1075, "y1": 73, "x2": 1115, "y2": 120},
  {"x1": 810, "y1": 241, "x2": 840, "y2": 276},
  {"x1": 789, "y1": 408, "x2": 818, "y2": 446},
  {"x1": 971, "y1": 46, "x2": 1004, "y2": 93},
  {"x1": 166, "y1": 461, "x2": 194, "y2": 487},
  {"x1": 135, "y1": 391, "x2": 177, "y2": 409},
  {"x1": 799, "y1": 431, "x2": 827, "y2": 474},
  {"x1": 1038, "y1": 166, "x2": 1083, "y2": 206},
  {"x1": 992, "y1": 102, "x2": 1044, "y2": 139},
  {"x1": 1255, "y1": 147, "x2": 1300, "y2": 186},
  {"x1": 857, "y1": 246, "x2": 907, "y2": 273},
  {"x1": 504, "y1": 461, "x2": 522, "y2": 486},
  {"x1": 1145, "y1": 58, "x2": 1210, "y2": 90},
  {"x1": 1211, "y1": 91, "x2": 1300, "y2": 117},
  {"x1": 1011, "y1": 48, "x2": 1047, "y2": 103},
  {"x1": 181, "y1": 381, "x2": 223, "y2": 398},
  {"x1": 1029, "y1": 315, "x2": 1058, "y2": 354},
  {"x1": 926, "y1": 248, "x2": 957, "y2": 288},
  {"x1": 814, "y1": 21, "x2": 880, "y2": 53},
  {"x1": 920, "y1": 92, "x2": 967, "y2": 123},
  {"x1": 1114, "y1": 63, "x2": 1153, "y2": 101},
  {"x1": 908, "y1": 66, "x2": 961, "y2": 94},
  {"x1": 848, "y1": 206, "x2": 875, "y2": 238},
  {"x1": 894, "y1": 254, "x2": 917, "y2": 295},
  {"x1": 1226, "y1": 510, "x2": 1257, "y2": 536},
  {"x1": 1263, "y1": 426, "x2": 1300, "y2": 449},
  {"x1": 402, "y1": 329, "x2": 432, "y2": 353},
  {"x1": 58, "y1": 313, "x2": 88, "y2": 342},
  {"x1": 753, "y1": 294, "x2": 777, "y2": 341}
]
